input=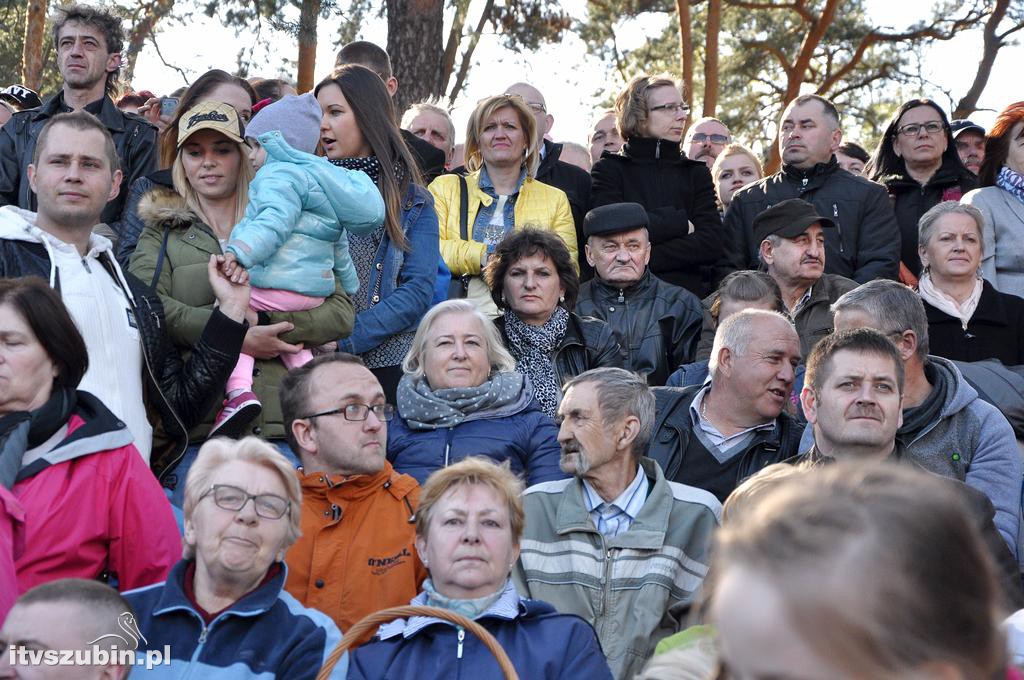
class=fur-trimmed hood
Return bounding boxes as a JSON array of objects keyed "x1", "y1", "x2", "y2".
[{"x1": 137, "y1": 185, "x2": 201, "y2": 231}]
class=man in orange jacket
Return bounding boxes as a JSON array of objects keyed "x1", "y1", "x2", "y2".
[{"x1": 280, "y1": 353, "x2": 427, "y2": 631}]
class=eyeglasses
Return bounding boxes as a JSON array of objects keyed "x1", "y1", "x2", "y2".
[
  {"x1": 649, "y1": 103, "x2": 691, "y2": 115},
  {"x1": 896, "y1": 121, "x2": 945, "y2": 137},
  {"x1": 303, "y1": 403, "x2": 395, "y2": 422},
  {"x1": 200, "y1": 484, "x2": 290, "y2": 520},
  {"x1": 690, "y1": 132, "x2": 730, "y2": 144}
]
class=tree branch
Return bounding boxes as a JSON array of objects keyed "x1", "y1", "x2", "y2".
[{"x1": 446, "y1": 0, "x2": 495, "y2": 107}]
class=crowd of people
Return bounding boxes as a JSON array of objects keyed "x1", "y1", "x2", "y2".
[{"x1": 2, "y1": 3, "x2": 1024, "y2": 679}]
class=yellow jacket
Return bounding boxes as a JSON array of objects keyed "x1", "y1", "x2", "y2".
[{"x1": 428, "y1": 171, "x2": 577, "y2": 276}]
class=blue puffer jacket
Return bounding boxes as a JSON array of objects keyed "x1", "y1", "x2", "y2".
[
  {"x1": 348, "y1": 579, "x2": 613, "y2": 680},
  {"x1": 338, "y1": 183, "x2": 439, "y2": 355},
  {"x1": 124, "y1": 560, "x2": 346, "y2": 679},
  {"x1": 387, "y1": 384, "x2": 566, "y2": 486},
  {"x1": 225, "y1": 130, "x2": 384, "y2": 296}
]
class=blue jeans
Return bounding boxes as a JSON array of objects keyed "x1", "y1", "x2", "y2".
[{"x1": 163, "y1": 439, "x2": 300, "y2": 510}]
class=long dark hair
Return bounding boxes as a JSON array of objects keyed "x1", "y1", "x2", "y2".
[
  {"x1": 978, "y1": 101, "x2": 1024, "y2": 188},
  {"x1": 159, "y1": 69, "x2": 258, "y2": 169},
  {"x1": 314, "y1": 65, "x2": 421, "y2": 251},
  {"x1": 866, "y1": 99, "x2": 966, "y2": 182}
]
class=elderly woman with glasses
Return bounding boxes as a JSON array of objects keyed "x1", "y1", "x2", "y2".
[
  {"x1": 125, "y1": 437, "x2": 346, "y2": 679},
  {"x1": 429, "y1": 94, "x2": 577, "y2": 317},
  {"x1": 867, "y1": 99, "x2": 977, "y2": 280},
  {"x1": 387, "y1": 299, "x2": 564, "y2": 486},
  {"x1": 348, "y1": 457, "x2": 613, "y2": 680},
  {"x1": 591, "y1": 73, "x2": 724, "y2": 297}
]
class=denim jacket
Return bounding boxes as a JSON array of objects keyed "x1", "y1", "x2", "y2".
[{"x1": 339, "y1": 183, "x2": 440, "y2": 355}]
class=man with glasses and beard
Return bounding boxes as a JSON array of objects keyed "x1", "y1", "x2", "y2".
[{"x1": 514, "y1": 367, "x2": 720, "y2": 680}]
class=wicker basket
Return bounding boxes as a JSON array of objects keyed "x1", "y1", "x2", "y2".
[{"x1": 316, "y1": 604, "x2": 520, "y2": 680}]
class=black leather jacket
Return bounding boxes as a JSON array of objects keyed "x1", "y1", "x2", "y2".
[
  {"x1": 577, "y1": 270, "x2": 703, "y2": 386},
  {"x1": 497, "y1": 312, "x2": 626, "y2": 386},
  {"x1": 0, "y1": 237, "x2": 245, "y2": 478},
  {"x1": 0, "y1": 93, "x2": 158, "y2": 232},
  {"x1": 648, "y1": 385, "x2": 803, "y2": 499}
]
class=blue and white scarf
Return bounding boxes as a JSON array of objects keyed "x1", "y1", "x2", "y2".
[{"x1": 997, "y1": 166, "x2": 1024, "y2": 207}]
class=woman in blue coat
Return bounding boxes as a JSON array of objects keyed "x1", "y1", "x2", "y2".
[
  {"x1": 314, "y1": 65, "x2": 439, "y2": 403},
  {"x1": 388, "y1": 299, "x2": 565, "y2": 487}
]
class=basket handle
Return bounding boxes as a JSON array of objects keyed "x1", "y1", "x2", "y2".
[{"x1": 316, "y1": 604, "x2": 520, "y2": 680}]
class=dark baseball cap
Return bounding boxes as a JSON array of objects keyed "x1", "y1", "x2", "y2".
[
  {"x1": 584, "y1": 202, "x2": 649, "y2": 238},
  {"x1": 753, "y1": 199, "x2": 835, "y2": 244},
  {"x1": 0, "y1": 84, "x2": 42, "y2": 110},
  {"x1": 950, "y1": 119, "x2": 985, "y2": 139}
]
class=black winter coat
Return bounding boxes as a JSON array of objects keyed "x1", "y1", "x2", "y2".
[
  {"x1": 536, "y1": 140, "x2": 593, "y2": 278},
  {"x1": 591, "y1": 137, "x2": 723, "y2": 296},
  {"x1": 924, "y1": 280, "x2": 1024, "y2": 365},
  {"x1": 0, "y1": 93, "x2": 157, "y2": 232},
  {"x1": 0, "y1": 238, "x2": 246, "y2": 478},
  {"x1": 402, "y1": 129, "x2": 446, "y2": 185},
  {"x1": 496, "y1": 312, "x2": 626, "y2": 387},
  {"x1": 576, "y1": 270, "x2": 703, "y2": 386},
  {"x1": 878, "y1": 157, "x2": 977, "y2": 276},
  {"x1": 723, "y1": 157, "x2": 901, "y2": 283},
  {"x1": 648, "y1": 385, "x2": 803, "y2": 501}
]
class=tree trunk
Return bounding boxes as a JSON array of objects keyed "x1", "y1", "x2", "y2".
[
  {"x1": 954, "y1": 0, "x2": 1012, "y2": 118},
  {"x1": 446, "y1": 0, "x2": 494, "y2": 107},
  {"x1": 22, "y1": 0, "x2": 48, "y2": 91},
  {"x1": 703, "y1": 0, "x2": 721, "y2": 116},
  {"x1": 675, "y1": 0, "x2": 693, "y2": 108},
  {"x1": 123, "y1": 0, "x2": 176, "y2": 87},
  {"x1": 388, "y1": 0, "x2": 444, "y2": 115},
  {"x1": 441, "y1": 0, "x2": 471, "y2": 90},
  {"x1": 296, "y1": 0, "x2": 321, "y2": 94}
]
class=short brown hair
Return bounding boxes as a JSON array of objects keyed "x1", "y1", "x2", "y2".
[
  {"x1": 0, "y1": 276, "x2": 88, "y2": 389},
  {"x1": 33, "y1": 111, "x2": 118, "y2": 172},
  {"x1": 485, "y1": 228, "x2": 579, "y2": 311},
  {"x1": 279, "y1": 352, "x2": 366, "y2": 453},
  {"x1": 415, "y1": 457, "x2": 525, "y2": 542},
  {"x1": 804, "y1": 327, "x2": 905, "y2": 395},
  {"x1": 52, "y1": 4, "x2": 124, "y2": 97},
  {"x1": 464, "y1": 94, "x2": 539, "y2": 177},
  {"x1": 615, "y1": 74, "x2": 681, "y2": 141}
]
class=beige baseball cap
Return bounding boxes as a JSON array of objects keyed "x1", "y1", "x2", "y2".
[{"x1": 177, "y1": 101, "x2": 245, "y2": 147}]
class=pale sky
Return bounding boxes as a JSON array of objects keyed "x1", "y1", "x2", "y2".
[{"x1": 131, "y1": 0, "x2": 1022, "y2": 150}]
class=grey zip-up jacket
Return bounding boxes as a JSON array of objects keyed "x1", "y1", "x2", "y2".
[{"x1": 513, "y1": 458, "x2": 720, "y2": 680}]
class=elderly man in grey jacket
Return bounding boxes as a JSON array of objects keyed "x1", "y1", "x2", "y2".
[{"x1": 513, "y1": 367, "x2": 720, "y2": 680}]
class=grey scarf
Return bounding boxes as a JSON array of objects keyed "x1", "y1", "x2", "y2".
[
  {"x1": 503, "y1": 307, "x2": 568, "y2": 418},
  {"x1": 397, "y1": 371, "x2": 526, "y2": 430}
]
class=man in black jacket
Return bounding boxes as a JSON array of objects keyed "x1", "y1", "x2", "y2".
[
  {"x1": 505, "y1": 82, "x2": 594, "y2": 277},
  {"x1": 576, "y1": 203, "x2": 703, "y2": 386},
  {"x1": 646, "y1": 309, "x2": 803, "y2": 502},
  {"x1": 0, "y1": 111, "x2": 247, "y2": 478},
  {"x1": 0, "y1": 4, "x2": 156, "y2": 232},
  {"x1": 336, "y1": 41, "x2": 446, "y2": 184},
  {"x1": 723, "y1": 94, "x2": 900, "y2": 283}
]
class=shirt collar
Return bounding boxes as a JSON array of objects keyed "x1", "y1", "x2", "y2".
[
  {"x1": 689, "y1": 384, "x2": 776, "y2": 435},
  {"x1": 582, "y1": 464, "x2": 647, "y2": 520},
  {"x1": 477, "y1": 165, "x2": 527, "y2": 196}
]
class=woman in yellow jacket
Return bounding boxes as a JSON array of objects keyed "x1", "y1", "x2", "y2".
[{"x1": 429, "y1": 93, "x2": 576, "y2": 315}]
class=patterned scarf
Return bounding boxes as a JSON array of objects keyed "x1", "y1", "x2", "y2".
[
  {"x1": 997, "y1": 165, "x2": 1024, "y2": 207},
  {"x1": 396, "y1": 371, "x2": 526, "y2": 430},
  {"x1": 330, "y1": 155, "x2": 407, "y2": 188},
  {"x1": 502, "y1": 307, "x2": 569, "y2": 418}
]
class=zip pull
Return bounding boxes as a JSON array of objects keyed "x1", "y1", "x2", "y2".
[
  {"x1": 81, "y1": 257, "x2": 92, "y2": 273},
  {"x1": 832, "y1": 203, "x2": 845, "y2": 254},
  {"x1": 198, "y1": 626, "x2": 209, "y2": 644},
  {"x1": 457, "y1": 627, "x2": 465, "y2": 659},
  {"x1": 655, "y1": 139, "x2": 661, "y2": 160},
  {"x1": 617, "y1": 290, "x2": 624, "y2": 303},
  {"x1": 801, "y1": 177, "x2": 808, "y2": 189}
]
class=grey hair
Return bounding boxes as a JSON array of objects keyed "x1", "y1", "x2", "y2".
[
  {"x1": 709, "y1": 309, "x2": 795, "y2": 379},
  {"x1": 831, "y1": 279, "x2": 930, "y2": 360},
  {"x1": 918, "y1": 201, "x2": 985, "y2": 253},
  {"x1": 757, "y1": 233, "x2": 783, "y2": 269},
  {"x1": 563, "y1": 367, "x2": 655, "y2": 460},
  {"x1": 400, "y1": 100, "x2": 456, "y2": 155},
  {"x1": 402, "y1": 299, "x2": 516, "y2": 380}
]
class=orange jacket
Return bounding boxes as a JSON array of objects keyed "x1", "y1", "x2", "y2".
[{"x1": 285, "y1": 463, "x2": 427, "y2": 631}]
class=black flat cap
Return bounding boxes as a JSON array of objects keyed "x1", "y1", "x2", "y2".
[
  {"x1": 753, "y1": 198, "x2": 835, "y2": 243},
  {"x1": 584, "y1": 202, "x2": 649, "y2": 238}
]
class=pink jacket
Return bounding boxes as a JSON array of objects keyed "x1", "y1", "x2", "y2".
[
  {"x1": 13, "y1": 405, "x2": 180, "y2": 594},
  {"x1": 0, "y1": 486, "x2": 23, "y2": 620}
]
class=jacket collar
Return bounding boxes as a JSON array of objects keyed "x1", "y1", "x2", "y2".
[
  {"x1": 297, "y1": 462, "x2": 402, "y2": 501},
  {"x1": 376, "y1": 578, "x2": 531, "y2": 640},
  {"x1": 622, "y1": 136, "x2": 682, "y2": 162},
  {"x1": 36, "y1": 92, "x2": 124, "y2": 131},
  {"x1": 589, "y1": 269, "x2": 655, "y2": 299},
  {"x1": 879, "y1": 155, "x2": 972, "y2": 192},
  {"x1": 151, "y1": 559, "x2": 288, "y2": 620},
  {"x1": 554, "y1": 457, "x2": 673, "y2": 549},
  {"x1": 781, "y1": 156, "x2": 839, "y2": 185}
]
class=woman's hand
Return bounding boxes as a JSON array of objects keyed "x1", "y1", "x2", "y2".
[
  {"x1": 242, "y1": 322, "x2": 303, "y2": 359},
  {"x1": 208, "y1": 254, "x2": 250, "y2": 323},
  {"x1": 137, "y1": 97, "x2": 172, "y2": 134}
]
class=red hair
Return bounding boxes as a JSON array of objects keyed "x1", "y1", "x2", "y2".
[{"x1": 979, "y1": 101, "x2": 1024, "y2": 187}]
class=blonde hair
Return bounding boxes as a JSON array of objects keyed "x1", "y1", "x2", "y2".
[
  {"x1": 615, "y1": 73, "x2": 682, "y2": 141},
  {"x1": 182, "y1": 437, "x2": 302, "y2": 559},
  {"x1": 711, "y1": 143, "x2": 764, "y2": 181},
  {"x1": 415, "y1": 457, "x2": 525, "y2": 542},
  {"x1": 171, "y1": 135, "x2": 254, "y2": 228},
  {"x1": 464, "y1": 94, "x2": 539, "y2": 177},
  {"x1": 712, "y1": 462, "x2": 1005, "y2": 678},
  {"x1": 402, "y1": 299, "x2": 516, "y2": 382}
]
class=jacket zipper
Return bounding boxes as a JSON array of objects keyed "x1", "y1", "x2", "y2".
[
  {"x1": 832, "y1": 203, "x2": 844, "y2": 254},
  {"x1": 444, "y1": 428, "x2": 455, "y2": 468}
]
